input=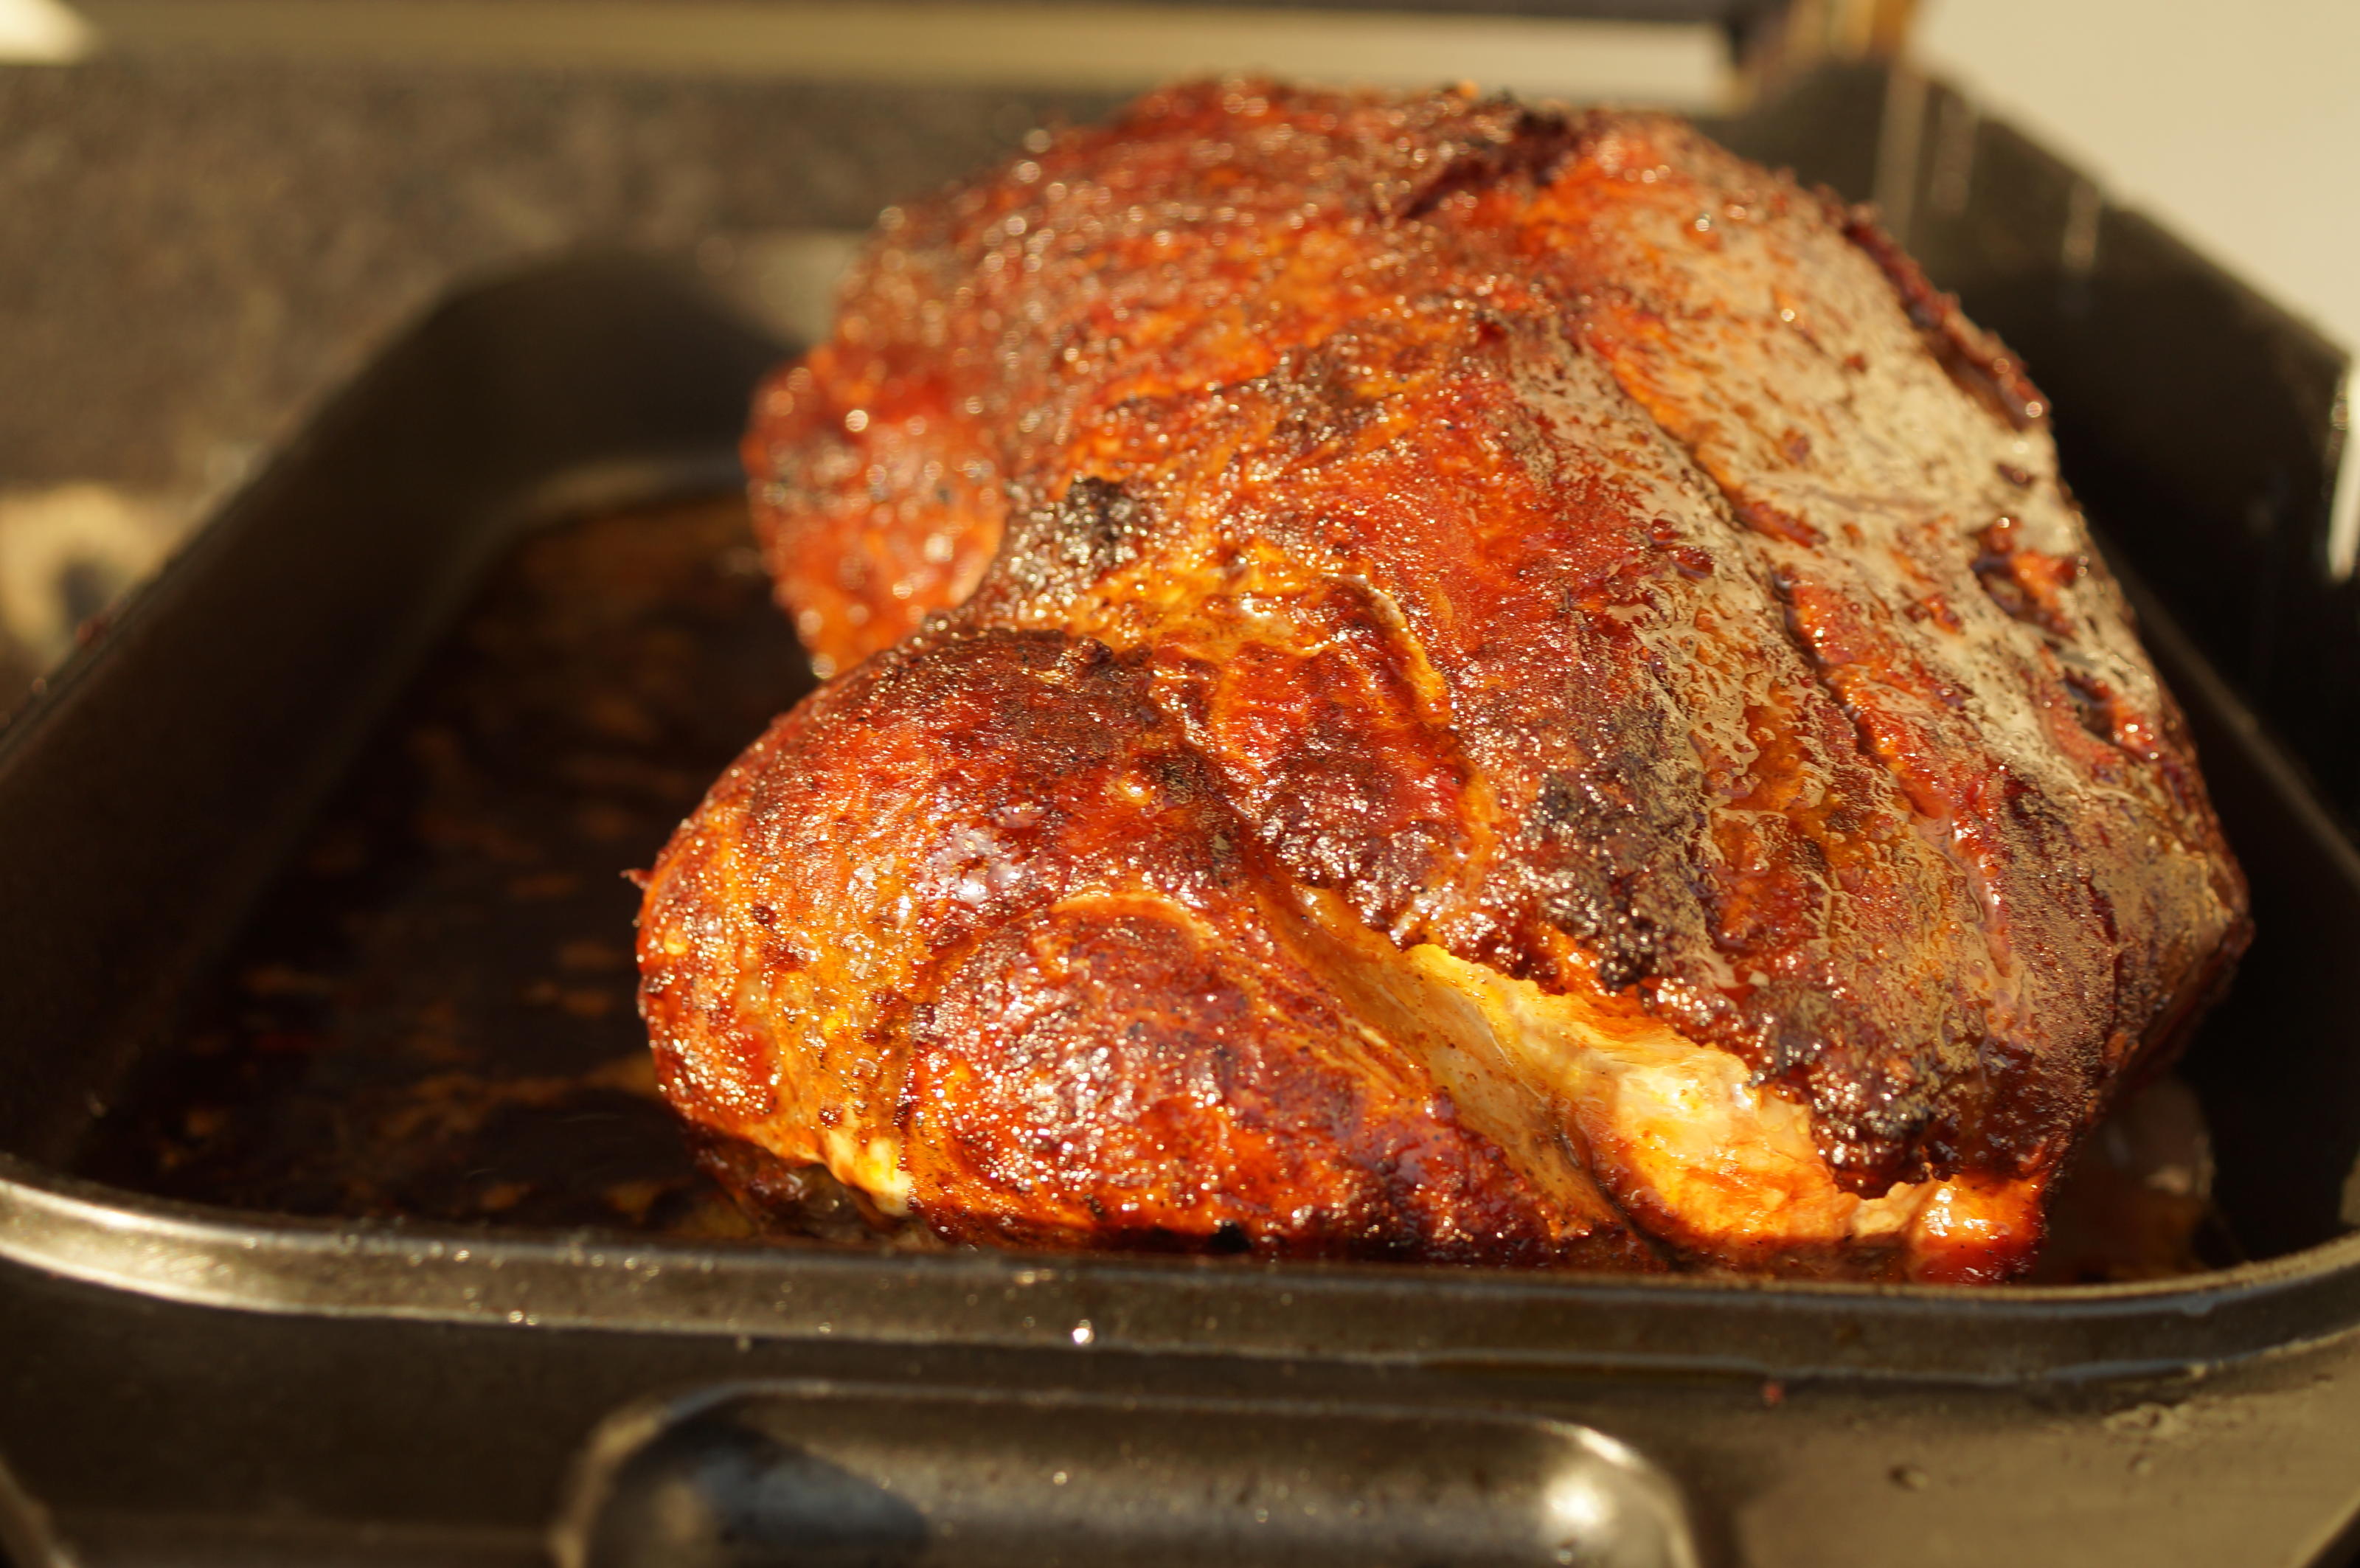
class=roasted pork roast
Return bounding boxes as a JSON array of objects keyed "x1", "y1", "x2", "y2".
[{"x1": 636, "y1": 81, "x2": 2249, "y2": 1280}]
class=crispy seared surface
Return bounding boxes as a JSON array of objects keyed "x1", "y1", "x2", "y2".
[{"x1": 645, "y1": 82, "x2": 2249, "y2": 1280}]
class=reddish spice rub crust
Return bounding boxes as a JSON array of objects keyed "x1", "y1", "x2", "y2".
[
  {"x1": 645, "y1": 630, "x2": 1653, "y2": 1266},
  {"x1": 646, "y1": 81, "x2": 2250, "y2": 1280}
]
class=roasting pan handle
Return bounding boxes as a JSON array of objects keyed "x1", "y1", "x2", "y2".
[{"x1": 552, "y1": 1379, "x2": 1699, "y2": 1568}]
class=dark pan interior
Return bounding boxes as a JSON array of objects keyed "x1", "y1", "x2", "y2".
[
  {"x1": 3, "y1": 66, "x2": 2356, "y2": 1285},
  {"x1": 0, "y1": 254, "x2": 784, "y2": 1174},
  {"x1": 69, "y1": 492, "x2": 812, "y2": 1238}
]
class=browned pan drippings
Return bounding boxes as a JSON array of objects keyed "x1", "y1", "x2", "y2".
[{"x1": 75, "y1": 494, "x2": 842, "y2": 1237}]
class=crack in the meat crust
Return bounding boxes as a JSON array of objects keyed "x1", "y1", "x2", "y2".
[
  {"x1": 1760, "y1": 552, "x2": 2007, "y2": 1163},
  {"x1": 1546, "y1": 326, "x2": 1995, "y2": 1184}
]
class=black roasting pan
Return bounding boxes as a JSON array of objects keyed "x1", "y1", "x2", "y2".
[{"x1": 2, "y1": 62, "x2": 2359, "y2": 1568}]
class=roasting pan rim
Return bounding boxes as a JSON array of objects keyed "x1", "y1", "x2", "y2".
[{"x1": 8, "y1": 1145, "x2": 2360, "y2": 1387}]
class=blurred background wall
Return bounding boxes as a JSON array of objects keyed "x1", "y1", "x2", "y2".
[{"x1": 1920, "y1": 0, "x2": 2359, "y2": 358}]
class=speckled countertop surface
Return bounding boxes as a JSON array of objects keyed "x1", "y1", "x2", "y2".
[{"x1": 0, "y1": 54, "x2": 1117, "y2": 704}]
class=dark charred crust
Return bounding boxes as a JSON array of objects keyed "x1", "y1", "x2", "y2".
[
  {"x1": 975, "y1": 475, "x2": 1162, "y2": 611},
  {"x1": 1399, "y1": 105, "x2": 1597, "y2": 221},
  {"x1": 1526, "y1": 769, "x2": 1673, "y2": 992},
  {"x1": 1839, "y1": 205, "x2": 2050, "y2": 430},
  {"x1": 1733, "y1": 559, "x2": 1976, "y2": 1189},
  {"x1": 1134, "y1": 569, "x2": 1481, "y2": 934}
]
